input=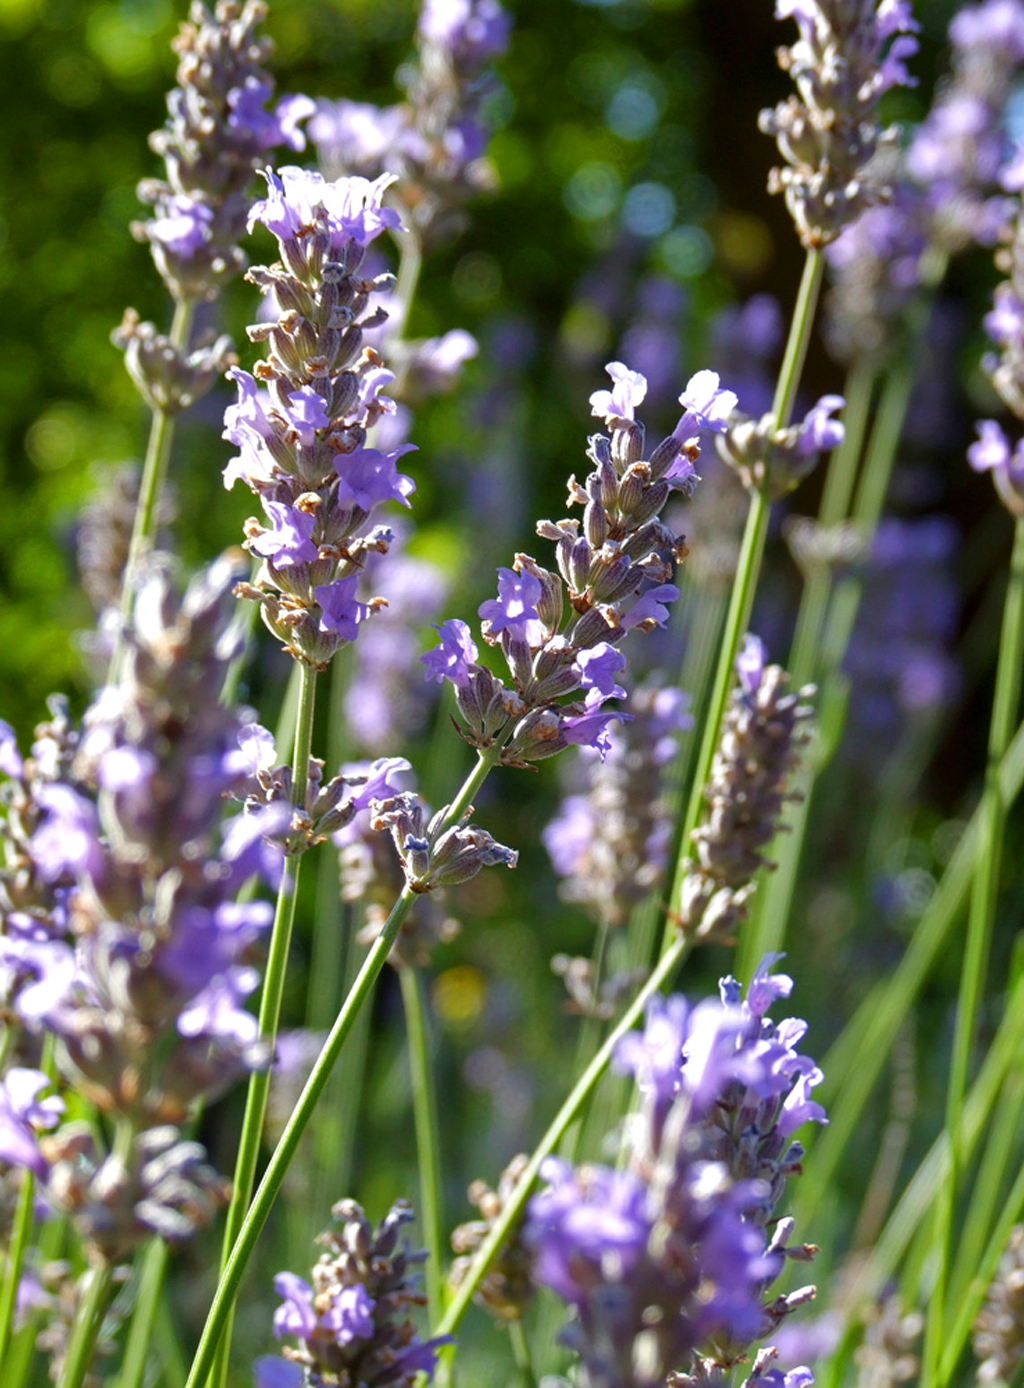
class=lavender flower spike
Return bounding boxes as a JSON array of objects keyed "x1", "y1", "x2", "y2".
[
  {"x1": 677, "y1": 638, "x2": 814, "y2": 944},
  {"x1": 759, "y1": 0, "x2": 920, "y2": 247},
  {"x1": 229, "y1": 165, "x2": 413, "y2": 668}
]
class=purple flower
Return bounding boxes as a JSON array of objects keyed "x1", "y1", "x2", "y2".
[
  {"x1": 148, "y1": 194, "x2": 213, "y2": 258},
  {"x1": 0, "y1": 720, "x2": 24, "y2": 779},
  {"x1": 673, "y1": 369, "x2": 738, "y2": 442},
  {"x1": 344, "y1": 756, "x2": 413, "y2": 811},
  {"x1": 283, "y1": 386, "x2": 331, "y2": 444},
  {"x1": 421, "y1": 619, "x2": 479, "y2": 686},
  {"x1": 334, "y1": 445, "x2": 416, "y2": 512},
  {"x1": 314, "y1": 576, "x2": 371, "y2": 639},
  {"x1": 984, "y1": 284, "x2": 1024, "y2": 348},
  {"x1": 621, "y1": 583, "x2": 679, "y2": 631},
  {"x1": 969, "y1": 419, "x2": 1024, "y2": 482},
  {"x1": 238, "y1": 723, "x2": 277, "y2": 778},
  {"x1": 589, "y1": 361, "x2": 648, "y2": 427},
  {"x1": 177, "y1": 966, "x2": 260, "y2": 1048},
  {"x1": 222, "y1": 368, "x2": 277, "y2": 489},
  {"x1": 950, "y1": 0, "x2": 1024, "y2": 57},
  {"x1": 248, "y1": 168, "x2": 403, "y2": 254},
  {"x1": 736, "y1": 633, "x2": 767, "y2": 696},
  {"x1": 272, "y1": 1272, "x2": 317, "y2": 1339},
  {"x1": 419, "y1": 0, "x2": 513, "y2": 65},
  {"x1": 614, "y1": 993, "x2": 692, "y2": 1108},
  {"x1": 249, "y1": 501, "x2": 319, "y2": 567},
  {"x1": 227, "y1": 78, "x2": 314, "y2": 151},
  {"x1": 541, "y1": 795, "x2": 594, "y2": 877},
  {"x1": 272, "y1": 1270, "x2": 375, "y2": 1345},
  {"x1": 0, "y1": 1068, "x2": 64, "y2": 1176},
  {"x1": 795, "y1": 395, "x2": 845, "y2": 455},
  {"x1": 254, "y1": 1359, "x2": 303, "y2": 1388},
  {"x1": 745, "y1": 952, "x2": 794, "y2": 1018},
  {"x1": 479, "y1": 567, "x2": 543, "y2": 641},
  {"x1": 526, "y1": 1157, "x2": 650, "y2": 1306},
  {"x1": 309, "y1": 99, "x2": 407, "y2": 173},
  {"x1": 573, "y1": 641, "x2": 627, "y2": 698},
  {"x1": 562, "y1": 690, "x2": 630, "y2": 761},
  {"x1": 30, "y1": 784, "x2": 103, "y2": 884},
  {"x1": 409, "y1": 329, "x2": 479, "y2": 393}
]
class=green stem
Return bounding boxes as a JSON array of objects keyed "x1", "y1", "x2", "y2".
[
  {"x1": 212, "y1": 660, "x2": 317, "y2": 1388},
  {"x1": 772, "y1": 248, "x2": 825, "y2": 429},
  {"x1": 115, "y1": 1239, "x2": 169, "y2": 1388},
  {"x1": 433, "y1": 934, "x2": 690, "y2": 1340},
  {"x1": 663, "y1": 489, "x2": 769, "y2": 941},
  {"x1": 740, "y1": 302, "x2": 935, "y2": 977},
  {"x1": 508, "y1": 1317, "x2": 538, "y2": 1388},
  {"x1": 816, "y1": 354, "x2": 876, "y2": 529},
  {"x1": 116, "y1": 298, "x2": 195, "y2": 627},
  {"x1": 792, "y1": 714, "x2": 1024, "y2": 1232},
  {"x1": 185, "y1": 749, "x2": 499, "y2": 1388},
  {"x1": 0, "y1": 1167, "x2": 35, "y2": 1367},
  {"x1": 924, "y1": 513, "x2": 1024, "y2": 1388},
  {"x1": 661, "y1": 249, "x2": 823, "y2": 956},
  {"x1": 400, "y1": 966, "x2": 445, "y2": 1325},
  {"x1": 58, "y1": 1263, "x2": 115, "y2": 1388}
]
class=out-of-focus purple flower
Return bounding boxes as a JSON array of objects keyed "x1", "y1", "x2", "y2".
[
  {"x1": 985, "y1": 284, "x2": 1024, "y2": 349},
  {"x1": 590, "y1": 361, "x2": 648, "y2": 428},
  {"x1": 0, "y1": 719, "x2": 24, "y2": 779},
  {"x1": 30, "y1": 785, "x2": 103, "y2": 884},
  {"x1": 145, "y1": 193, "x2": 213, "y2": 259},
  {"x1": 526, "y1": 1157, "x2": 649, "y2": 1306},
  {"x1": 308, "y1": 99, "x2": 408, "y2": 174},
  {"x1": 0, "y1": 1068, "x2": 64, "y2": 1176},
  {"x1": 541, "y1": 795, "x2": 594, "y2": 878},
  {"x1": 795, "y1": 396, "x2": 845, "y2": 455},
  {"x1": 614, "y1": 993, "x2": 692, "y2": 1110},
  {"x1": 227, "y1": 78, "x2": 314, "y2": 152},
  {"x1": 419, "y1": 0, "x2": 512, "y2": 66},
  {"x1": 969, "y1": 419, "x2": 1015, "y2": 474},
  {"x1": 254, "y1": 1358, "x2": 303, "y2": 1388},
  {"x1": 272, "y1": 1271, "x2": 376, "y2": 1345},
  {"x1": 421, "y1": 619, "x2": 479, "y2": 686},
  {"x1": 177, "y1": 966, "x2": 262, "y2": 1051},
  {"x1": 409, "y1": 330, "x2": 479, "y2": 394},
  {"x1": 736, "y1": 633, "x2": 767, "y2": 697}
]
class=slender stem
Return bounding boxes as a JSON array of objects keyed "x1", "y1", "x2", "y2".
[
  {"x1": 0, "y1": 1167, "x2": 35, "y2": 1366},
  {"x1": 923, "y1": 513, "x2": 1024, "y2": 1388},
  {"x1": 816, "y1": 354, "x2": 876, "y2": 528},
  {"x1": 185, "y1": 750, "x2": 499, "y2": 1388},
  {"x1": 116, "y1": 298, "x2": 195, "y2": 615},
  {"x1": 0, "y1": 1033, "x2": 56, "y2": 1366},
  {"x1": 212, "y1": 660, "x2": 317, "y2": 1388},
  {"x1": 792, "y1": 714, "x2": 1024, "y2": 1234},
  {"x1": 663, "y1": 489, "x2": 769, "y2": 942},
  {"x1": 58, "y1": 1263, "x2": 115, "y2": 1388},
  {"x1": 115, "y1": 1238, "x2": 169, "y2": 1388},
  {"x1": 400, "y1": 966, "x2": 445, "y2": 1324},
  {"x1": 433, "y1": 934, "x2": 690, "y2": 1340},
  {"x1": 508, "y1": 1318, "x2": 538, "y2": 1388},
  {"x1": 772, "y1": 248, "x2": 825, "y2": 429},
  {"x1": 661, "y1": 249, "x2": 824, "y2": 957}
]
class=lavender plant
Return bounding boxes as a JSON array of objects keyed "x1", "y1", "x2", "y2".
[{"x1": 13, "y1": 5, "x2": 1024, "y2": 1388}]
